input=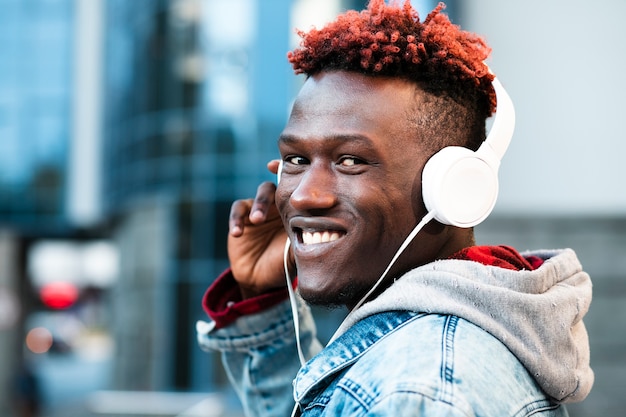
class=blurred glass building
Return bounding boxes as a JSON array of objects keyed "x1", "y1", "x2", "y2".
[
  {"x1": 0, "y1": 1, "x2": 78, "y2": 415},
  {"x1": 0, "y1": 0, "x2": 73, "y2": 234}
]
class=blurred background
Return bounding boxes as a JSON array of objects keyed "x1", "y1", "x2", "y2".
[{"x1": 0, "y1": 0, "x2": 623, "y2": 416}]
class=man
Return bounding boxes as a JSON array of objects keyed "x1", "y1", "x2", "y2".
[{"x1": 197, "y1": 1, "x2": 593, "y2": 416}]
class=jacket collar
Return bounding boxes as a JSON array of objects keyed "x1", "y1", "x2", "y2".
[{"x1": 293, "y1": 311, "x2": 420, "y2": 405}]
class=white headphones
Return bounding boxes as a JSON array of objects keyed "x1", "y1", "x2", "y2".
[
  {"x1": 421, "y1": 76, "x2": 515, "y2": 227},
  {"x1": 277, "y1": 75, "x2": 514, "y2": 228}
]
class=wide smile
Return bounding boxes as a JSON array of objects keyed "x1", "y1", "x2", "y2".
[{"x1": 289, "y1": 217, "x2": 348, "y2": 251}]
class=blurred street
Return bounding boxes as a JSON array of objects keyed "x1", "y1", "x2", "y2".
[{"x1": 33, "y1": 346, "x2": 244, "y2": 417}]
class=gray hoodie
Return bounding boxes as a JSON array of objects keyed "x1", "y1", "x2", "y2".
[{"x1": 333, "y1": 248, "x2": 594, "y2": 403}]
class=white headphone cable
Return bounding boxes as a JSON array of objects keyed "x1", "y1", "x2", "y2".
[
  {"x1": 350, "y1": 210, "x2": 436, "y2": 313},
  {"x1": 284, "y1": 237, "x2": 307, "y2": 366},
  {"x1": 327, "y1": 210, "x2": 436, "y2": 344}
]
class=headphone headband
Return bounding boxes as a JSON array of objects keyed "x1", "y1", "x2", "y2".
[{"x1": 479, "y1": 77, "x2": 515, "y2": 162}]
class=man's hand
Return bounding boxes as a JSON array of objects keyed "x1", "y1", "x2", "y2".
[{"x1": 227, "y1": 160, "x2": 295, "y2": 299}]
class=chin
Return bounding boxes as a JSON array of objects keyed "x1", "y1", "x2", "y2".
[
  {"x1": 297, "y1": 278, "x2": 361, "y2": 309},
  {"x1": 299, "y1": 292, "x2": 346, "y2": 309}
]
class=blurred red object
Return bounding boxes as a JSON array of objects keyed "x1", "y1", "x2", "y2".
[{"x1": 39, "y1": 282, "x2": 79, "y2": 309}]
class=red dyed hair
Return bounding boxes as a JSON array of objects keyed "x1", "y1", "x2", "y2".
[{"x1": 287, "y1": 0, "x2": 497, "y2": 150}]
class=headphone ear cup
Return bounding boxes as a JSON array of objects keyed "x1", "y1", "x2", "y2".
[{"x1": 422, "y1": 146, "x2": 499, "y2": 228}]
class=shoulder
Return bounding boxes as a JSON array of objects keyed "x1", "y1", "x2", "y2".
[{"x1": 334, "y1": 314, "x2": 563, "y2": 416}]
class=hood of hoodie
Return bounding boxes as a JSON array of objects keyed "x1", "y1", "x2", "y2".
[{"x1": 332, "y1": 248, "x2": 593, "y2": 403}]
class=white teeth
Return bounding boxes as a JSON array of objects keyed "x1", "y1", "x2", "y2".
[{"x1": 302, "y1": 231, "x2": 342, "y2": 245}]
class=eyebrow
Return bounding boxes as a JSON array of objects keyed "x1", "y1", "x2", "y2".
[{"x1": 277, "y1": 133, "x2": 376, "y2": 148}]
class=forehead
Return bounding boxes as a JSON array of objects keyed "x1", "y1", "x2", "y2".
[{"x1": 281, "y1": 71, "x2": 419, "y2": 144}]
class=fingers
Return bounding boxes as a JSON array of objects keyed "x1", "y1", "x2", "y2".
[
  {"x1": 229, "y1": 199, "x2": 252, "y2": 237},
  {"x1": 250, "y1": 181, "x2": 277, "y2": 223},
  {"x1": 267, "y1": 159, "x2": 280, "y2": 175},
  {"x1": 228, "y1": 181, "x2": 277, "y2": 236}
]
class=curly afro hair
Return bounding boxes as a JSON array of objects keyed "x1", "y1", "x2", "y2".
[{"x1": 287, "y1": 0, "x2": 497, "y2": 151}]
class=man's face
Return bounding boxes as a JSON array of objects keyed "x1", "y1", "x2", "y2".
[{"x1": 276, "y1": 71, "x2": 446, "y2": 308}]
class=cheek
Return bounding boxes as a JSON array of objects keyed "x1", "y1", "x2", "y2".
[
  {"x1": 274, "y1": 182, "x2": 293, "y2": 234},
  {"x1": 379, "y1": 180, "x2": 421, "y2": 218},
  {"x1": 275, "y1": 184, "x2": 292, "y2": 220},
  {"x1": 385, "y1": 165, "x2": 427, "y2": 221},
  {"x1": 387, "y1": 149, "x2": 430, "y2": 217},
  {"x1": 357, "y1": 200, "x2": 409, "y2": 246}
]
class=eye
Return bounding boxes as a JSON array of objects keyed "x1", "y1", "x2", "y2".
[
  {"x1": 338, "y1": 156, "x2": 365, "y2": 167},
  {"x1": 286, "y1": 155, "x2": 309, "y2": 166}
]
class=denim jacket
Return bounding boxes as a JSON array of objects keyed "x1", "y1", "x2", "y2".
[
  {"x1": 197, "y1": 249, "x2": 593, "y2": 416},
  {"x1": 295, "y1": 311, "x2": 569, "y2": 416},
  {"x1": 199, "y1": 301, "x2": 568, "y2": 416}
]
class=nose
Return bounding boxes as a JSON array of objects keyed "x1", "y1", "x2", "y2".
[{"x1": 288, "y1": 164, "x2": 338, "y2": 211}]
